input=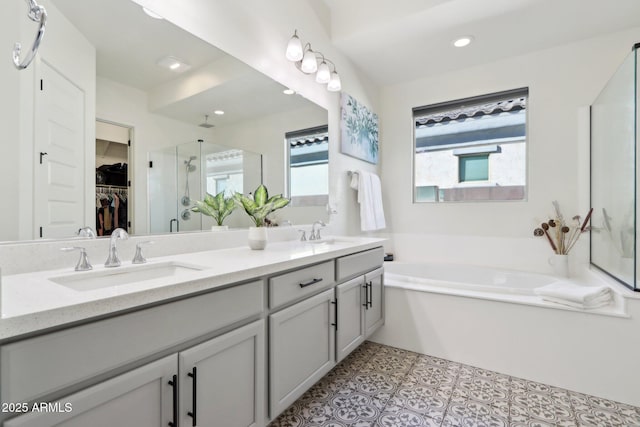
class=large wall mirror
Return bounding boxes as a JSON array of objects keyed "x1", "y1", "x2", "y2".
[{"x1": 1, "y1": 0, "x2": 329, "y2": 243}]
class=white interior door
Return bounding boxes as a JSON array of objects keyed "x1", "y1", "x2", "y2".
[{"x1": 34, "y1": 61, "x2": 85, "y2": 239}]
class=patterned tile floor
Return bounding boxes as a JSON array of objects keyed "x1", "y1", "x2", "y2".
[{"x1": 269, "y1": 341, "x2": 640, "y2": 427}]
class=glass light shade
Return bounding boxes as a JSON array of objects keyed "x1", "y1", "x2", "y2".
[
  {"x1": 315, "y1": 61, "x2": 331, "y2": 84},
  {"x1": 286, "y1": 35, "x2": 303, "y2": 61},
  {"x1": 301, "y1": 50, "x2": 318, "y2": 74},
  {"x1": 327, "y1": 71, "x2": 341, "y2": 92}
]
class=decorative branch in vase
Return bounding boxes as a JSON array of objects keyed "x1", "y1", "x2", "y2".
[{"x1": 533, "y1": 201, "x2": 593, "y2": 255}]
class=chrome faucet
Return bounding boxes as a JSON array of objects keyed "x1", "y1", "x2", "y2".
[
  {"x1": 309, "y1": 220, "x2": 326, "y2": 241},
  {"x1": 105, "y1": 228, "x2": 129, "y2": 267},
  {"x1": 132, "y1": 241, "x2": 154, "y2": 264},
  {"x1": 61, "y1": 246, "x2": 92, "y2": 271}
]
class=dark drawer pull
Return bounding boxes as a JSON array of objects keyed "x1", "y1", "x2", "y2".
[
  {"x1": 187, "y1": 367, "x2": 197, "y2": 426},
  {"x1": 168, "y1": 375, "x2": 177, "y2": 427},
  {"x1": 363, "y1": 284, "x2": 369, "y2": 309},
  {"x1": 299, "y1": 277, "x2": 323, "y2": 288}
]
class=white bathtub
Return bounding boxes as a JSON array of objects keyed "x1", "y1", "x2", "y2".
[
  {"x1": 384, "y1": 262, "x2": 558, "y2": 296},
  {"x1": 371, "y1": 261, "x2": 639, "y2": 407}
]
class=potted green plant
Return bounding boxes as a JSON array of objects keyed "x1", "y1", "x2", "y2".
[
  {"x1": 192, "y1": 191, "x2": 236, "y2": 231},
  {"x1": 234, "y1": 184, "x2": 290, "y2": 249}
]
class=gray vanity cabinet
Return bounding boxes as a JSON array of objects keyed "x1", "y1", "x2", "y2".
[
  {"x1": 335, "y1": 267, "x2": 384, "y2": 363},
  {"x1": 179, "y1": 319, "x2": 265, "y2": 427},
  {"x1": 4, "y1": 355, "x2": 176, "y2": 427},
  {"x1": 269, "y1": 288, "x2": 336, "y2": 418},
  {"x1": 364, "y1": 267, "x2": 384, "y2": 337},
  {"x1": 335, "y1": 276, "x2": 366, "y2": 363}
]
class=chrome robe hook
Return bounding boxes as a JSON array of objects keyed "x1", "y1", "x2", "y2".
[{"x1": 13, "y1": 0, "x2": 47, "y2": 70}]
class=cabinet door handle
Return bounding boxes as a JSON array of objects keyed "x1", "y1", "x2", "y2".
[
  {"x1": 368, "y1": 282, "x2": 373, "y2": 308},
  {"x1": 331, "y1": 299, "x2": 338, "y2": 331},
  {"x1": 362, "y1": 284, "x2": 369, "y2": 310},
  {"x1": 299, "y1": 277, "x2": 323, "y2": 288},
  {"x1": 168, "y1": 375, "x2": 177, "y2": 427},
  {"x1": 187, "y1": 367, "x2": 197, "y2": 426}
]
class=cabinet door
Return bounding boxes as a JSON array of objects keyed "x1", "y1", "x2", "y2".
[
  {"x1": 336, "y1": 276, "x2": 365, "y2": 363},
  {"x1": 269, "y1": 288, "x2": 335, "y2": 419},
  {"x1": 364, "y1": 267, "x2": 384, "y2": 337},
  {"x1": 179, "y1": 320, "x2": 265, "y2": 427},
  {"x1": 4, "y1": 355, "x2": 176, "y2": 427}
]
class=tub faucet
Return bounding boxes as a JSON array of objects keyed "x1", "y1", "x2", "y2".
[
  {"x1": 105, "y1": 228, "x2": 129, "y2": 268},
  {"x1": 310, "y1": 220, "x2": 326, "y2": 241}
]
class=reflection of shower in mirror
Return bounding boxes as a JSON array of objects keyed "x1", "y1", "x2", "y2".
[{"x1": 181, "y1": 155, "x2": 198, "y2": 207}]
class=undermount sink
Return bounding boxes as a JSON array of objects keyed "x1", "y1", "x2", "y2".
[
  {"x1": 304, "y1": 238, "x2": 341, "y2": 245},
  {"x1": 50, "y1": 261, "x2": 205, "y2": 292}
]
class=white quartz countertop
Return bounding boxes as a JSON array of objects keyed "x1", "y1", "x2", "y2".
[{"x1": 0, "y1": 236, "x2": 385, "y2": 341}]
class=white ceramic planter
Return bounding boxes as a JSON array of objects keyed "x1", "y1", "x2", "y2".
[
  {"x1": 210, "y1": 225, "x2": 229, "y2": 232},
  {"x1": 248, "y1": 226, "x2": 267, "y2": 250},
  {"x1": 548, "y1": 254, "x2": 569, "y2": 278}
]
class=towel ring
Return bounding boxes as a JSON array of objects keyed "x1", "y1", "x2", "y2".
[{"x1": 13, "y1": 0, "x2": 47, "y2": 70}]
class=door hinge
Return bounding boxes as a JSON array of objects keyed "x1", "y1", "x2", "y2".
[
  {"x1": 149, "y1": 161, "x2": 153, "y2": 168},
  {"x1": 40, "y1": 79, "x2": 43, "y2": 91},
  {"x1": 128, "y1": 221, "x2": 131, "y2": 227},
  {"x1": 127, "y1": 180, "x2": 131, "y2": 187},
  {"x1": 128, "y1": 140, "x2": 131, "y2": 147},
  {"x1": 39, "y1": 227, "x2": 43, "y2": 238}
]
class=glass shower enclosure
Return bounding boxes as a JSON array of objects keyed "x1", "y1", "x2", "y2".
[
  {"x1": 590, "y1": 44, "x2": 638, "y2": 290},
  {"x1": 148, "y1": 140, "x2": 262, "y2": 234}
]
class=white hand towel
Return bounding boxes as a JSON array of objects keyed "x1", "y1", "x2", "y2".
[
  {"x1": 350, "y1": 171, "x2": 386, "y2": 231},
  {"x1": 540, "y1": 295, "x2": 612, "y2": 310},
  {"x1": 534, "y1": 282, "x2": 611, "y2": 307}
]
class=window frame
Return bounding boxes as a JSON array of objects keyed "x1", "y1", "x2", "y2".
[
  {"x1": 284, "y1": 125, "x2": 329, "y2": 207},
  {"x1": 411, "y1": 87, "x2": 529, "y2": 203}
]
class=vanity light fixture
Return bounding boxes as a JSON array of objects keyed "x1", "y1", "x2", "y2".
[
  {"x1": 142, "y1": 7, "x2": 163, "y2": 20},
  {"x1": 285, "y1": 30, "x2": 304, "y2": 61},
  {"x1": 452, "y1": 36, "x2": 474, "y2": 48},
  {"x1": 157, "y1": 56, "x2": 191, "y2": 73},
  {"x1": 213, "y1": 110, "x2": 225, "y2": 115},
  {"x1": 285, "y1": 30, "x2": 342, "y2": 92}
]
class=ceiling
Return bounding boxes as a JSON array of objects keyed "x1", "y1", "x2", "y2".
[
  {"x1": 318, "y1": 0, "x2": 640, "y2": 85},
  {"x1": 52, "y1": 0, "x2": 319, "y2": 127}
]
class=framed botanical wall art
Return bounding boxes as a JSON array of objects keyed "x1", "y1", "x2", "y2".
[{"x1": 340, "y1": 93, "x2": 379, "y2": 164}]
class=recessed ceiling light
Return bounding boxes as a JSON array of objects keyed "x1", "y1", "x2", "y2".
[
  {"x1": 213, "y1": 110, "x2": 225, "y2": 115},
  {"x1": 283, "y1": 89, "x2": 295, "y2": 95},
  {"x1": 157, "y1": 56, "x2": 191, "y2": 73},
  {"x1": 453, "y1": 36, "x2": 474, "y2": 48},
  {"x1": 142, "y1": 7, "x2": 163, "y2": 20}
]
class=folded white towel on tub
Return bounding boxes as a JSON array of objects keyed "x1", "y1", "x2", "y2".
[{"x1": 534, "y1": 282, "x2": 612, "y2": 308}]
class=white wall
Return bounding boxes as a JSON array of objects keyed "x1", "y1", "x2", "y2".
[
  {"x1": 131, "y1": 0, "x2": 381, "y2": 235},
  {"x1": 96, "y1": 77, "x2": 215, "y2": 234},
  {"x1": 379, "y1": 27, "x2": 640, "y2": 273}
]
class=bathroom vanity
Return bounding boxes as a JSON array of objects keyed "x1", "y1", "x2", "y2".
[{"x1": 0, "y1": 237, "x2": 385, "y2": 426}]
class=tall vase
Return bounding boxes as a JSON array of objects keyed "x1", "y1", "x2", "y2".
[
  {"x1": 548, "y1": 254, "x2": 569, "y2": 278},
  {"x1": 248, "y1": 226, "x2": 267, "y2": 250}
]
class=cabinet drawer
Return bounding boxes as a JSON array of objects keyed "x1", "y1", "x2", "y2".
[
  {"x1": 336, "y1": 247, "x2": 384, "y2": 281},
  {"x1": 269, "y1": 261, "x2": 335, "y2": 309},
  {"x1": 0, "y1": 280, "x2": 264, "y2": 405}
]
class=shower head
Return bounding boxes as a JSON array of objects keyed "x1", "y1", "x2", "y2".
[
  {"x1": 184, "y1": 156, "x2": 197, "y2": 172},
  {"x1": 199, "y1": 115, "x2": 215, "y2": 128}
]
